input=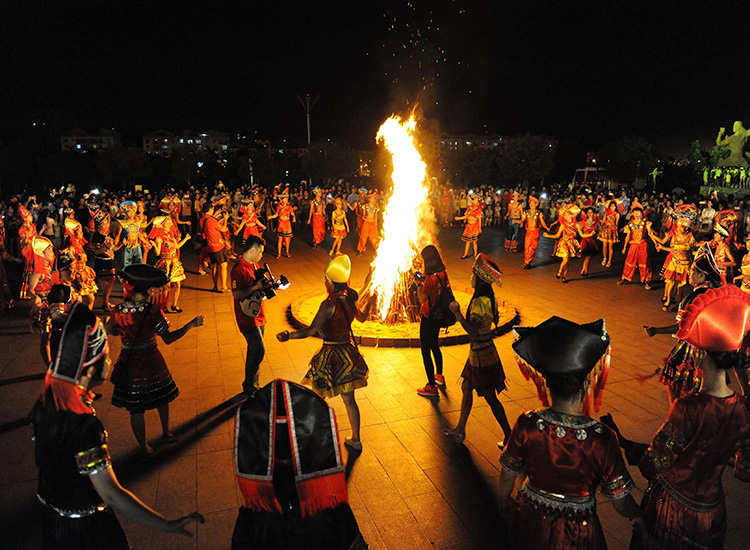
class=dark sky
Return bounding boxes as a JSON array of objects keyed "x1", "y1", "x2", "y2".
[{"x1": 2, "y1": 1, "x2": 749, "y2": 156}]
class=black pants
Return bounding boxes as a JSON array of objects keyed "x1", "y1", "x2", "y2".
[{"x1": 420, "y1": 316, "x2": 442, "y2": 385}]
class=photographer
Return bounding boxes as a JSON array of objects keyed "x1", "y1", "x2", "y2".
[{"x1": 231, "y1": 235, "x2": 268, "y2": 397}]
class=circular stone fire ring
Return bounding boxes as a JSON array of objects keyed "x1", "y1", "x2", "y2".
[{"x1": 288, "y1": 290, "x2": 519, "y2": 347}]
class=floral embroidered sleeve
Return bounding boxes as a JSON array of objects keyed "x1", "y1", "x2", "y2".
[{"x1": 639, "y1": 399, "x2": 692, "y2": 480}]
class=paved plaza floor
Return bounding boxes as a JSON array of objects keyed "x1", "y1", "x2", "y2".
[{"x1": 1, "y1": 224, "x2": 749, "y2": 549}]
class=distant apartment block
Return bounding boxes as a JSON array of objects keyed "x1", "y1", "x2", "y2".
[
  {"x1": 61, "y1": 128, "x2": 119, "y2": 152},
  {"x1": 143, "y1": 130, "x2": 231, "y2": 157},
  {"x1": 440, "y1": 135, "x2": 506, "y2": 152}
]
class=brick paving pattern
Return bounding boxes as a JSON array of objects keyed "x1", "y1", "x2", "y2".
[{"x1": 2, "y1": 225, "x2": 749, "y2": 549}]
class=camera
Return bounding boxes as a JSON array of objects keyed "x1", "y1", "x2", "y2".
[
  {"x1": 414, "y1": 271, "x2": 424, "y2": 281},
  {"x1": 240, "y1": 263, "x2": 290, "y2": 318},
  {"x1": 255, "y1": 263, "x2": 290, "y2": 299}
]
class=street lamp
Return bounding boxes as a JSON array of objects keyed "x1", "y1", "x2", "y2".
[{"x1": 297, "y1": 94, "x2": 319, "y2": 147}]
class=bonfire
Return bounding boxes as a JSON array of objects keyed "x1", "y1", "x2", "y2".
[{"x1": 363, "y1": 114, "x2": 435, "y2": 325}]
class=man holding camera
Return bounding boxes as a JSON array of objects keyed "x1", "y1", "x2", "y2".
[
  {"x1": 201, "y1": 201, "x2": 228, "y2": 292},
  {"x1": 231, "y1": 235, "x2": 267, "y2": 397}
]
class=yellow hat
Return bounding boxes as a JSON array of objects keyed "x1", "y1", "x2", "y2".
[{"x1": 325, "y1": 254, "x2": 351, "y2": 283}]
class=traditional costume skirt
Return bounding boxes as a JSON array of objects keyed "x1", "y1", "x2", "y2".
[
  {"x1": 277, "y1": 218, "x2": 293, "y2": 238},
  {"x1": 155, "y1": 257, "x2": 186, "y2": 283},
  {"x1": 331, "y1": 223, "x2": 347, "y2": 239},
  {"x1": 580, "y1": 236, "x2": 599, "y2": 256},
  {"x1": 302, "y1": 341, "x2": 368, "y2": 398},
  {"x1": 555, "y1": 234, "x2": 581, "y2": 258},
  {"x1": 111, "y1": 339, "x2": 179, "y2": 412},
  {"x1": 597, "y1": 225, "x2": 619, "y2": 244},
  {"x1": 462, "y1": 222, "x2": 481, "y2": 242},
  {"x1": 659, "y1": 339, "x2": 704, "y2": 398},
  {"x1": 461, "y1": 337, "x2": 507, "y2": 395},
  {"x1": 312, "y1": 214, "x2": 326, "y2": 243},
  {"x1": 509, "y1": 484, "x2": 606, "y2": 550},
  {"x1": 93, "y1": 256, "x2": 115, "y2": 278},
  {"x1": 631, "y1": 476, "x2": 726, "y2": 550},
  {"x1": 661, "y1": 252, "x2": 691, "y2": 283}
]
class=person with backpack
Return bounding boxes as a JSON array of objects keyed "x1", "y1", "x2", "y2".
[
  {"x1": 443, "y1": 253, "x2": 512, "y2": 447},
  {"x1": 416, "y1": 245, "x2": 451, "y2": 398}
]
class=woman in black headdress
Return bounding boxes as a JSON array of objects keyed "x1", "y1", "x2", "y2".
[{"x1": 498, "y1": 316, "x2": 643, "y2": 550}]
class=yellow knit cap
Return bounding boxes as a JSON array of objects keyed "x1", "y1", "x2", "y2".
[{"x1": 325, "y1": 254, "x2": 351, "y2": 283}]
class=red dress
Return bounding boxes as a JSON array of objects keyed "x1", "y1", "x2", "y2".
[
  {"x1": 302, "y1": 293, "x2": 368, "y2": 398},
  {"x1": 276, "y1": 204, "x2": 294, "y2": 237},
  {"x1": 501, "y1": 409, "x2": 634, "y2": 550},
  {"x1": 311, "y1": 199, "x2": 326, "y2": 244},
  {"x1": 461, "y1": 203, "x2": 483, "y2": 242},
  {"x1": 107, "y1": 301, "x2": 179, "y2": 412},
  {"x1": 633, "y1": 393, "x2": 750, "y2": 549}
]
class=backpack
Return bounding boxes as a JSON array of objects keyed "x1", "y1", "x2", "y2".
[{"x1": 428, "y1": 273, "x2": 457, "y2": 328}]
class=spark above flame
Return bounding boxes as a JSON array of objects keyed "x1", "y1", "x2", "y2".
[{"x1": 370, "y1": 114, "x2": 432, "y2": 319}]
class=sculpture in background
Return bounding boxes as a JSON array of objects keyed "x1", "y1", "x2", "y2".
[{"x1": 716, "y1": 120, "x2": 750, "y2": 168}]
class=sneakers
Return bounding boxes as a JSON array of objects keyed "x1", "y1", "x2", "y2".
[
  {"x1": 434, "y1": 374, "x2": 446, "y2": 386},
  {"x1": 417, "y1": 384, "x2": 438, "y2": 397}
]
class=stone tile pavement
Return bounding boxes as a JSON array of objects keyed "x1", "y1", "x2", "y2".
[{"x1": 1, "y1": 224, "x2": 749, "y2": 549}]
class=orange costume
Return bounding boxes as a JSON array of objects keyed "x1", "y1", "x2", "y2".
[
  {"x1": 461, "y1": 202, "x2": 483, "y2": 242},
  {"x1": 357, "y1": 198, "x2": 379, "y2": 253},
  {"x1": 522, "y1": 198, "x2": 545, "y2": 266},
  {"x1": 622, "y1": 219, "x2": 652, "y2": 283},
  {"x1": 310, "y1": 197, "x2": 326, "y2": 246}
]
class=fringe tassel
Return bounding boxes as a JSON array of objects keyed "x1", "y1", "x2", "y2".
[
  {"x1": 296, "y1": 472, "x2": 348, "y2": 518},
  {"x1": 514, "y1": 352, "x2": 550, "y2": 407},
  {"x1": 237, "y1": 478, "x2": 282, "y2": 514}
]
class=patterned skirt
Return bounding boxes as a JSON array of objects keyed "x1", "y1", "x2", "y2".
[
  {"x1": 460, "y1": 338, "x2": 507, "y2": 395},
  {"x1": 155, "y1": 257, "x2": 186, "y2": 283},
  {"x1": 462, "y1": 221, "x2": 481, "y2": 242},
  {"x1": 332, "y1": 226, "x2": 348, "y2": 239},
  {"x1": 555, "y1": 234, "x2": 581, "y2": 258},
  {"x1": 597, "y1": 226, "x2": 619, "y2": 243},
  {"x1": 302, "y1": 342, "x2": 368, "y2": 398},
  {"x1": 111, "y1": 344, "x2": 179, "y2": 412},
  {"x1": 660, "y1": 253, "x2": 691, "y2": 284},
  {"x1": 631, "y1": 477, "x2": 726, "y2": 550}
]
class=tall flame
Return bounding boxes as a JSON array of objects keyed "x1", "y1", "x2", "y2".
[{"x1": 371, "y1": 114, "x2": 433, "y2": 319}]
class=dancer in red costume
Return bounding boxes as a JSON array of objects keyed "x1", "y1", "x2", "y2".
[
  {"x1": 329, "y1": 197, "x2": 349, "y2": 256},
  {"x1": 597, "y1": 199, "x2": 619, "y2": 268},
  {"x1": 235, "y1": 199, "x2": 266, "y2": 245},
  {"x1": 618, "y1": 203, "x2": 654, "y2": 289},
  {"x1": 456, "y1": 192, "x2": 482, "y2": 259},
  {"x1": 108, "y1": 264, "x2": 204, "y2": 457},
  {"x1": 734, "y1": 234, "x2": 750, "y2": 293},
  {"x1": 18, "y1": 205, "x2": 37, "y2": 299},
  {"x1": 577, "y1": 207, "x2": 600, "y2": 277},
  {"x1": 268, "y1": 191, "x2": 296, "y2": 258},
  {"x1": 276, "y1": 255, "x2": 375, "y2": 452},
  {"x1": 521, "y1": 196, "x2": 549, "y2": 268},
  {"x1": 87, "y1": 201, "x2": 118, "y2": 311},
  {"x1": 543, "y1": 204, "x2": 580, "y2": 283},
  {"x1": 63, "y1": 217, "x2": 97, "y2": 309},
  {"x1": 504, "y1": 192, "x2": 524, "y2": 253},
  {"x1": 606, "y1": 286, "x2": 750, "y2": 550},
  {"x1": 0, "y1": 217, "x2": 15, "y2": 314},
  {"x1": 356, "y1": 192, "x2": 380, "y2": 255},
  {"x1": 653, "y1": 204, "x2": 698, "y2": 310},
  {"x1": 702, "y1": 209, "x2": 737, "y2": 285},
  {"x1": 500, "y1": 316, "x2": 642, "y2": 550},
  {"x1": 307, "y1": 187, "x2": 326, "y2": 249},
  {"x1": 150, "y1": 214, "x2": 190, "y2": 313}
]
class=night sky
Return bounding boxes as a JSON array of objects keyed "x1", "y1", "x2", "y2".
[{"x1": 2, "y1": 1, "x2": 750, "y2": 156}]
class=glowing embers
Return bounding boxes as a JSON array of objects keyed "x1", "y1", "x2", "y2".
[{"x1": 369, "y1": 115, "x2": 433, "y2": 323}]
